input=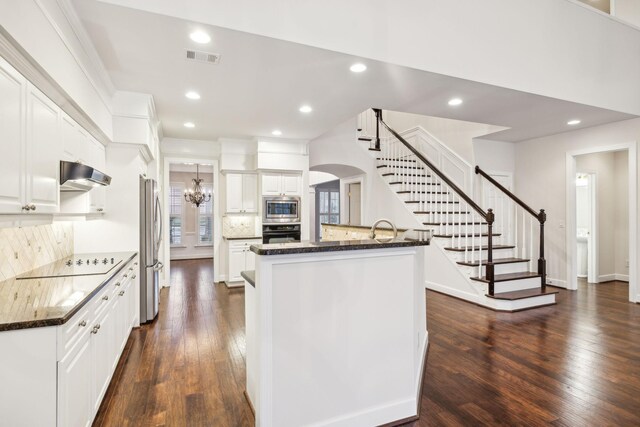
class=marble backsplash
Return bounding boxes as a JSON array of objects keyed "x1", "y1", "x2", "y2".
[
  {"x1": 0, "y1": 223, "x2": 73, "y2": 281},
  {"x1": 223, "y1": 215, "x2": 260, "y2": 238}
]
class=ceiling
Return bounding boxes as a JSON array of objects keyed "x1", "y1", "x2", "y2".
[{"x1": 73, "y1": 0, "x2": 636, "y2": 143}]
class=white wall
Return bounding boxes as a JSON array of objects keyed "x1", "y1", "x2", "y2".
[
  {"x1": 310, "y1": 118, "x2": 420, "y2": 230},
  {"x1": 385, "y1": 111, "x2": 506, "y2": 165},
  {"x1": 474, "y1": 139, "x2": 516, "y2": 173},
  {"x1": 513, "y1": 117, "x2": 639, "y2": 287},
  {"x1": 103, "y1": 0, "x2": 640, "y2": 115},
  {"x1": 614, "y1": 150, "x2": 630, "y2": 278},
  {"x1": 615, "y1": 0, "x2": 640, "y2": 27}
]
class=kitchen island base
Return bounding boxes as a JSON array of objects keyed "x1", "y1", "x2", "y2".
[{"x1": 246, "y1": 244, "x2": 427, "y2": 427}]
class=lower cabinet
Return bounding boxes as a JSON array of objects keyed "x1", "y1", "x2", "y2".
[
  {"x1": 57, "y1": 257, "x2": 138, "y2": 427},
  {"x1": 227, "y1": 239, "x2": 261, "y2": 284}
]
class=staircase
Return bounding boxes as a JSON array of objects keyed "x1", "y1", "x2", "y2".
[{"x1": 358, "y1": 109, "x2": 558, "y2": 311}]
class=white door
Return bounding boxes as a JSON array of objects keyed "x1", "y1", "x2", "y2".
[
  {"x1": 229, "y1": 247, "x2": 245, "y2": 282},
  {"x1": 58, "y1": 335, "x2": 93, "y2": 427},
  {"x1": 92, "y1": 308, "x2": 114, "y2": 412},
  {"x1": 0, "y1": 57, "x2": 26, "y2": 213},
  {"x1": 226, "y1": 174, "x2": 243, "y2": 213},
  {"x1": 348, "y1": 183, "x2": 362, "y2": 225},
  {"x1": 245, "y1": 248, "x2": 256, "y2": 272},
  {"x1": 26, "y1": 86, "x2": 60, "y2": 213},
  {"x1": 262, "y1": 173, "x2": 282, "y2": 196},
  {"x1": 242, "y1": 174, "x2": 258, "y2": 212},
  {"x1": 282, "y1": 174, "x2": 301, "y2": 195}
]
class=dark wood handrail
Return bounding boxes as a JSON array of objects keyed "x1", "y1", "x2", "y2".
[
  {"x1": 375, "y1": 109, "x2": 490, "y2": 222},
  {"x1": 475, "y1": 165, "x2": 543, "y2": 222}
]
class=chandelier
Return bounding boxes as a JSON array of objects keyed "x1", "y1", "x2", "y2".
[{"x1": 184, "y1": 164, "x2": 211, "y2": 207}]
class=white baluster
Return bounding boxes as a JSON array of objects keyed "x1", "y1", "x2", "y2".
[{"x1": 529, "y1": 215, "x2": 534, "y2": 272}]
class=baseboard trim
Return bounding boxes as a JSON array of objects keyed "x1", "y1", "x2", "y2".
[
  {"x1": 615, "y1": 274, "x2": 629, "y2": 282},
  {"x1": 425, "y1": 280, "x2": 481, "y2": 305},
  {"x1": 598, "y1": 274, "x2": 616, "y2": 283},
  {"x1": 546, "y1": 277, "x2": 567, "y2": 288}
]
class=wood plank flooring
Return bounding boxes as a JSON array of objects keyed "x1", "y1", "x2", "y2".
[{"x1": 95, "y1": 262, "x2": 640, "y2": 426}]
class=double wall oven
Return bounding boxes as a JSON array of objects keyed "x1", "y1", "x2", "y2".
[{"x1": 262, "y1": 196, "x2": 301, "y2": 243}]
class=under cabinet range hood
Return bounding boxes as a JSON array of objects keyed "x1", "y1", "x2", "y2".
[{"x1": 59, "y1": 160, "x2": 111, "y2": 191}]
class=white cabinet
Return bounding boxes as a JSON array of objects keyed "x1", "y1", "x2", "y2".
[
  {"x1": 0, "y1": 57, "x2": 61, "y2": 214},
  {"x1": 57, "y1": 334, "x2": 93, "y2": 427},
  {"x1": 0, "y1": 57, "x2": 26, "y2": 213},
  {"x1": 226, "y1": 173, "x2": 258, "y2": 213},
  {"x1": 261, "y1": 172, "x2": 301, "y2": 196},
  {"x1": 227, "y1": 239, "x2": 261, "y2": 284}
]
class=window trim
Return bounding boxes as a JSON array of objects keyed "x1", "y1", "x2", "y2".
[
  {"x1": 196, "y1": 182, "x2": 214, "y2": 245},
  {"x1": 169, "y1": 182, "x2": 184, "y2": 247}
]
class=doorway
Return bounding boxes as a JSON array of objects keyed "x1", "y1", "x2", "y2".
[
  {"x1": 566, "y1": 144, "x2": 637, "y2": 303},
  {"x1": 575, "y1": 173, "x2": 597, "y2": 283},
  {"x1": 347, "y1": 182, "x2": 362, "y2": 226},
  {"x1": 315, "y1": 180, "x2": 340, "y2": 240}
]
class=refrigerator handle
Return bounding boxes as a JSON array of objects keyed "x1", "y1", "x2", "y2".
[
  {"x1": 153, "y1": 261, "x2": 164, "y2": 271},
  {"x1": 155, "y1": 194, "x2": 163, "y2": 247}
]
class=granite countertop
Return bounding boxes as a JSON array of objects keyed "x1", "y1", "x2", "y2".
[
  {"x1": 250, "y1": 230, "x2": 431, "y2": 256},
  {"x1": 0, "y1": 252, "x2": 137, "y2": 332},
  {"x1": 241, "y1": 270, "x2": 255, "y2": 287},
  {"x1": 223, "y1": 236, "x2": 262, "y2": 240},
  {"x1": 321, "y1": 223, "x2": 409, "y2": 232}
]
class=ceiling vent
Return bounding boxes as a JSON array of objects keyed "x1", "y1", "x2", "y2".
[{"x1": 185, "y1": 49, "x2": 221, "y2": 65}]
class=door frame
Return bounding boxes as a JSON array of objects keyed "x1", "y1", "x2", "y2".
[
  {"x1": 575, "y1": 172, "x2": 598, "y2": 283},
  {"x1": 565, "y1": 142, "x2": 637, "y2": 302},
  {"x1": 163, "y1": 156, "x2": 220, "y2": 286},
  {"x1": 341, "y1": 175, "x2": 364, "y2": 226}
]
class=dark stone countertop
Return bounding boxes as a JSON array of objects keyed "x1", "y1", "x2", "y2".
[
  {"x1": 0, "y1": 252, "x2": 137, "y2": 332},
  {"x1": 223, "y1": 236, "x2": 262, "y2": 240},
  {"x1": 321, "y1": 223, "x2": 409, "y2": 232},
  {"x1": 241, "y1": 270, "x2": 255, "y2": 287},
  {"x1": 250, "y1": 230, "x2": 431, "y2": 256}
]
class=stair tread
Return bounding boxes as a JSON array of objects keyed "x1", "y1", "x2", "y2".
[
  {"x1": 382, "y1": 173, "x2": 430, "y2": 177},
  {"x1": 486, "y1": 288, "x2": 559, "y2": 301},
  {"x1": 471, "y1": 272, "x2": 541, "y2": 283},
  {"x1": 397, "y1": 191, "x2": 449, "y2": 194},
  {"x1": 434, "y1": 233, "x2": 502, "y2": 238},
  {"x1": 414, "y1": 211, "x2": 470, "y2": 214},
  {"x1": 390, "y1": 182, "x2": 440, "y2": 186},
  {"x1": 405, "y1": 201, "x2": 459, "y2": 204},
  {"x1": 457, "y1": 257, "x2": 530, "y2": 267},
  {"x1": 377, "y1": 158, "x2": 416, "y2": 162},
  {"x1": 377, "y1": 165, "x2": 424, "y2": 170},
  {"x1": 444, "y1": 244, "x2": 515, "y2": 252},
  {"x1": 423, "y1": 222, "x2": 487, "y2": 226}
]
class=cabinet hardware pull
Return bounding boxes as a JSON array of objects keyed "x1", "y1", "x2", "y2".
[
  {"x1": 102, "y1": 295, "x2": 109, "y2": 301},
  {"x1": 97, "y1": 208, "x2": 104, "y2": 212},
  {"x1": 29, "y1": 204, "x2": 36, "y2": 211},
  {"x1": 119, "y1": 291, "x2": 125, "y2": 296},
  {"x1": 134, "y1": 262, "x2": 138, "y2": 266},
  {"x1": 22, "y1": 205, "x2": 30, "y2": 211},
  {"x1": 79, "y1": 320, "x2": 87, "y2": 327},
  {"x1": 115, "y1": 282, "x2": 121, "y2": 286},
  {"x1": 131, "y1": 274, "x2": 137, "y2": 279},
  {"x1": 124, "y1": 274, "x2": 128, "y2": 278}
]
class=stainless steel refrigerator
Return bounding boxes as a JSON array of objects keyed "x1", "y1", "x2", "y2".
[{"x1": 139, "y1": 176, "x2": 163, "y2": 323}]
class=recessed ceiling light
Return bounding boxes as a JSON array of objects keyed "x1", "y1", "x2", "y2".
[
  {"x1": 189, "y1": 31, "x2": 211, "y2": 44},
  {"x1": 299, "y1": 105, "x2": 313, "y2": 113},
  {"x1": 185, "y1": 91, "x2": 201, "y2": 100},
  {"x1": 567, "y1": 119, "x2": 581, "y2": 126},
  {"x1": 350, "y1": 63, "x2": 367, "y2": 73},
  {"x1": 184, "y1": 122, "x2": 195, "y2": 128},
  {"x1": 448, "y1": 98, "x2": 463, "y2": 106},
  {"x1": 272, "y1": 130, "x2": 282, "y2": 136}
]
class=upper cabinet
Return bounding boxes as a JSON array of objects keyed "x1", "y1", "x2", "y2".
[
  {"x1": 226, "y1": 173, "x2": 258, "y2": 213},
  {"x1": 0, "y1": 57, "x2": 107, "y2": 215},
  {"x1": 262, "y1": 172, "x2": 301, "y2": 196}
]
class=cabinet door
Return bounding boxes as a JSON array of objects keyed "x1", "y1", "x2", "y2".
[
  {"x1": 245, "y1": 248, "x2": 256, "y2": 272},
  {"x1": 282, "y1": 174, "x2": 301, "y2": 195},
  {"x1": 0, "y1": 57, "x2": 26, "y2": 213},
  {"x1": 242, "y1": 174, "x2": 258, "y2": 212},
  {"x1": 226, "y1": 173, "x2": 243, "y2": 213},
  {"x1": 26, "y1": 85, "x2": 60, "y2": 213},
  {"x1": 228, "y1": 247, "x2": 245, "y2": 282},
  {"x1": 261, "y1": 173, "x2": 282, "y2": 196},
  {"x1": 58, "y1": 334, "x2": 93, "y2": 427},
  {"x1": 92, "y1": 307, "x2": 115, "y2": 413},
  {"x1": 88, "y1": 139, "x2": 106, "y2": 213}
]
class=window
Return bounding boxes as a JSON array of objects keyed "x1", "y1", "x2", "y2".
[
  {"x1": 169, "y1": 183, "x2": 184, "y2": 246},
  {"x1": 318, "y1": 188, "x2": 340, "y2": 225},
  {"x1": 198, "y1": 183, "x2": 213, "y2": 244}
]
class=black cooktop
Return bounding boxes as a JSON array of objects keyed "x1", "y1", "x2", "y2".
[{"x1": 16, "y1": 255, "x2": 123, "y2": 279}]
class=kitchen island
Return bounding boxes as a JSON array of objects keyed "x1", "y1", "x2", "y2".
[{"x1": 244, "y1": 231, "x2": 430, "y2": 427}]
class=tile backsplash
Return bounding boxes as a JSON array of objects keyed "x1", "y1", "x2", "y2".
[
  {"x1": 223, "y1": 215, "x2": 260, "y2": 238},
  {"x1": 0, "y1": 223, "x2": 73, "y2": 281}
]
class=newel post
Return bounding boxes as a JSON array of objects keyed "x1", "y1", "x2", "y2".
[
  {"x1": 373, "y1": 108, "x2": 382, "y2": 151},
  {"x1": 538, "y1": 209, "x2": 547, "y2": 290},
  {"x1": 486, "y1": 208, "x2": 495, "y2": 296}
]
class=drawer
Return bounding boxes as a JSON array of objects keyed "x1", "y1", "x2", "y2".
[
  {"x1": 93, "y1": 282, "x2": 115, "y2": 320},
  {"x1": 57, "y1": 305, "x2": 92, "y2": 360}
]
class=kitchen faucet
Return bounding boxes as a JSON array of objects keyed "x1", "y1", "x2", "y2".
[{"x1": 369, "y1": 218, "x2": 398, "y2": 239}]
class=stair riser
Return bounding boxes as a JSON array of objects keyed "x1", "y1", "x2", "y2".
[
  {"x1": 445, "y1": 248, "x2": 515, "y2": 262},
  {"x1": 458, "y1": 262, "x2": 530, "y2": 277},
  {"x1": 397, "y1": 193, "x2": 451, "y2": 202},
  {"x1": 384, "y1": 176, "x2": 439, "y2": 187},
  {"x1": 414, "y1": 213, "x2": 474, "y2": 222},
  {"x1": 494, "y1": 277, "x2": 542, "y2": 293},
  {"x1": 426, "y1": 224, "x2": 489, "y2": 235},
  {"x1": 433, "y1": 235, "x2": 502, "y2": 247},
  {"x1": 377, "y1": 165, "x2": 426, "y2": 173}
]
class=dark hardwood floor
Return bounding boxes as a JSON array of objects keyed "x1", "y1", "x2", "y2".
[{"x1": 95, "y1": 262, "x2": 640, "y2": 426}]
